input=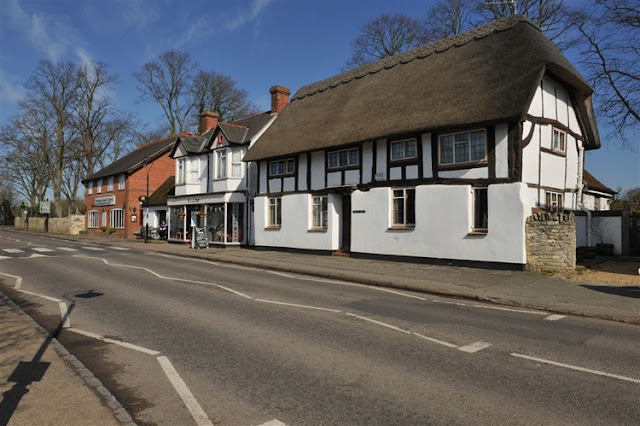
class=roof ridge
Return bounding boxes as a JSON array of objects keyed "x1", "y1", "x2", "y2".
[
  {"x1": 231, "y1": 110, "x2": 272, "y2": 124},
  {"x1": 135, "y1": 134, "x2": 178, "y2": 150},
  {"x1": 220, "y1": 122, "x2": 248, "y2": 129},
  {"x1": 293, "y1": 14, "x2": 537, "y2": 101}
]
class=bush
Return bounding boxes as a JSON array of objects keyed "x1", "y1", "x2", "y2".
[
  {"x1": 99, "y1": 226, "x2": 107, "y2": 232},
  {"x1": 107, "y1": 228, "x2": 117, "y2": 234}
]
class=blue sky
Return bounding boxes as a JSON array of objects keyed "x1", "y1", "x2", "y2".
[{"x1": 0, "y1": 0, "x2": 637, "y2": 192}]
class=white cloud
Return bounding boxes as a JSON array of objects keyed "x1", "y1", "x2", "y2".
[
  {"x1": 225, "y1": 0, "x2": 274, "y2": 31},
  {"x1": 0, "y1": 68, "x2": 26, "y2": 104},
  {"x1": 117, "y1": 0, "x2": 160, "y2": 29}
]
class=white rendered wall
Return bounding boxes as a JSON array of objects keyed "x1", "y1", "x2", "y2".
[
  {"x1": 575, "y1": 215, "x2": 622, "y2": 254},
  {"x1": 350, "y1": 182, "x2": 530, "y2": 265},
  {"x1": 440, "y1": 168, "x2": 489, "y2": 179},
  {"x1": 253, "y1": 194, "x2": 341, "y2": 250}
]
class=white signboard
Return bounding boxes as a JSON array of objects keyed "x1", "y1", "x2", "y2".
[
  {"x1": 40, "y1": 203, "x2": 50, "y2": 214},
  {"x1": 94, "y1": 195, "x2": 116, "y2": 206}
]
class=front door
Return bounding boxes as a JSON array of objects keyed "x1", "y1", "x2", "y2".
[{"x1": 341, "y1": 194, "x2": 351, "y2": 252}]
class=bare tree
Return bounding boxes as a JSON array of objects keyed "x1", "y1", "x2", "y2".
[
  {"x1": 133, "y1": 49, "x2": 198, "y2": 134},
  {"x1": 21, "y1": 60, "x2": 78, "y2": 216},
  {"x1": 425, "y1": 0, "x2": 475, "y2": 41},
  {"x1": 192, "y1": 71, "x2": 259, "y2": 129},
  {"x1": 574, "y1": 0, "x2": 640, "y2": 144},
  {"x1": 344, "y1": 13, "x2": 429, "y2": 69}
]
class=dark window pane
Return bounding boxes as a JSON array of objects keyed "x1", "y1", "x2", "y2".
[
  {"x1": 455, "y1": 141, "x2": 469, "y2": 163},
  {"x1": 440, "y1": 135, "x2": 453, "y2": 164},
  {"x1": 393, "y1": 198, "x2": 404, "y2": 225},
  {"x1": 339, "y1": 151, "x2": 348, "y2": 166},
  {"x1": 405, "y1": 140, "x2": 416, "y2": 158},
  {"x1": 470, "y1": 131, "x2": 485, "y2": 161},
  {"x1": 329, "y1": 152, "x2": 338, "y2": 168},
  {"x1": 406, "y1": 189, "x2": 415, "y2": 225},
  {"x1": 474, "y1": 189, "x2": 488, "y2": 230},
  {"x1": 391, "y1": 142, "x2": 403, "y2": 160},
  {"x1": 349, "y1": 149, "x2": 358, "y2": 165},
  {"x1": 286, "y1": 159, "x2": 295, "y2": 173}
]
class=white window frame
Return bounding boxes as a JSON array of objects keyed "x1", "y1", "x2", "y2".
[
  {"x1": 311, "y1": 196, "x2": 328, "y2": 230},
  {"x1": 119, "y1": 174, "x2": 125, "y2": 190},
  {"x1": 231, "y1": 150, "x2": 243, "y2": 178},
  {"x1": 110, "y1": 208, "x2": 124, "y2": 229},
  {"x1": 546, "y1": 191, "x2": 564, "y2": 213},
  {"x1": 552, "y1": 127, "x2": 566, "y2": 153},
  {"x1": 88, "y1": 181, "x2": 93, "y2": 195},
  {"x1": 473, "y1": 187, "x2": 488, "y2": 232},
  {"x1": 216, "y1": 149, "x2": 228, "y2": 179},
  {"x1": 88, "y1": 210, "x2": 99, "y2": 228},
  {"x1": 439, "y1": 129, "x2": 487, "y2": 165},
  {"x1": 267, "y1": 197, "x2": 281, "y2": 228},
  {"x1": 268, "y1": 158, "x2": 295, "y2": 177},
  {"x1": 390, "y1": 139, "x2": 417, "y2": 162},
  {"x1": 189, "y1": 158, "x2": 199, "y2": 183},
  {"x1": 328, "y1": 148, "x2": 359, "y2": 169},
  {"x1": 97, "y1": 178, "x2": 103, "y2": 193},
  {"x1": 177, "y1": 159, "x2": 185, "y2": 184},
  {"x1": 101, "y1": 210, "x2": 107, "y2": 227},
  {"x1": 391, "y1": 188, "x2": 416, "y2": 228},
  {"x1": 107, "y1": 176, "x2": 114, "y2": 192}
]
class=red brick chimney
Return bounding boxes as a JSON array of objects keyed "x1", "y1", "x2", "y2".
[
  {"x1": 270, "y1": 85, "x2": 291, "y2": 114},
  {"x1": 200, "y1": 110, "x2": 219, "y2": 133}
]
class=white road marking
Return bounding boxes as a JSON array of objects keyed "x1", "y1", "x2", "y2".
[
  {"x1": 257, "y1": 420, "x2": 287, "y2": 426},
  {"x1": 157, "y1": 356, "x2": 213, "y2": 426},
  {"x1": 107, "y1": 246, "x2": 130, "y2": 251},
  {"x1": 32, "y1": 247, "x2": 54, "y2": 252},
  {"x1": 255, "y1": 299, "x2": 342, "y2": 313},
  {"x1": 457, "y1": 342, "x2": 492, "y2": 353},
  {"x1": 16, "y1": 289, "x2": 62, "y2": 302},
  {"x1": 544, "y1": 314, "x2": 566, "y2": 321},
  {"x1": 511, "y1": 353, "x2": 640, "y2": 384},
  {"x1": 82, "y1": 246, "x2": 105, "y2": 251},
  {"x1": 68, "y1": 328, "x2": 160, "y2": 355},
  {"x1": 59, "y1": 302, "x2": 71, "y2": 328},
  {"x1": 0, "y1": 255, "x2": 11, "y2": 260},
  {"x1": 26, "y1": 254, "x2": 50, "y2": 258},
  {"x1": 346, "y1": 313, "x2": 411, "y2": 334},
  {"x1": 56, "y1": 247, "x2": 78, "y2": 251},
  {"x1": 0, "y1": 272, "x2": 22, "y2": 289},
  {"x1": 2, "y1": 248, "x2": 24, "y2": 253},
  {"x1": 431, "y1": 299, "x2": 547, "y2": 315},
  {"x1": 267, "y1": 270, "x2": 296, "y2": 278},
  {"x1": 411, "y1": 332, "x2": 458, "y2": 348}
]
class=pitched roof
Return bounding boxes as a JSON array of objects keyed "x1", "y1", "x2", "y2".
[
  {"x1": 231, "y1": 111, "x2": 275, "y2": 142},
  {"x1": 147, "y1": 176, "x2": 175, "y2": 206},
  {"x1": 218, "y1": 123, "x2": 249, "y2": 144},
  {"x1": 84, "y1": 136, "x2": 177, "y2": 182},
  {"x1": 583, "y1": 170, "x2": 616, "y2": 195},
  {"x1": 244, "y1": 15, "x2": 599, "y2": 162}
]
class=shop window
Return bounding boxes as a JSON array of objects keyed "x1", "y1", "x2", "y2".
[
  {"x1": 311, "y1": 196, "x2": 328, "y2": 230},
  {"x1": 88, "y1": 210, "x2": 98, "y2": 228},
  {"x1": 473, "y1": 188, "x2": 488, "y2": 232},
  {"x1": 391, "y1": 188, "x2": 415, "y2": 228},
  {"x1": 226, "y1": 203, "x2": 244, "y2": 243}
]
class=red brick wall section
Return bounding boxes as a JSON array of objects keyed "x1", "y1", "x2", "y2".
[{"x1": 84, "y1": 151, "x2": 175, "y2": 239}]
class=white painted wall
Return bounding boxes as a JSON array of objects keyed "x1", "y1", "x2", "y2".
[
  {"x1": 253, "y1": 193, "x2": 341, "y2": 250},
  {"x1": 440, "y1": 168, "x2": 488, "y2": 179},
  {"x1": 350, "y1": 183, "x2": 530, "y2": 265},
  {"x1": 575, "y1": 215, "x2": 622, "y2": 254}
]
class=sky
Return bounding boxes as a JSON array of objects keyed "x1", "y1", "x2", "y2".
[{"x1": 0, "y1": 0, "x2": 638, "y2": 193}]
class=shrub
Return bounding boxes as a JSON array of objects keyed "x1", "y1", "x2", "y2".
[{"x1": 99, "y1": 226, "x2": 107, "y2": 232}]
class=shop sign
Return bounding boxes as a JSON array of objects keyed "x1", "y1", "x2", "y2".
[{"x1": 94, "y1": 195, "x2": 116, "y2": 206}]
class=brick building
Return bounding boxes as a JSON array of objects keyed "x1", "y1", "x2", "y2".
[{"x1": 82, "y1": 137, "x2": 177, "y2": 239}]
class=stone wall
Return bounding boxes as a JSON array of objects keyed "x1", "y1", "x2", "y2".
[
  {"x1": 526, "y1": 212, "x2": 576, "y2": 272},
  {"x1": 14, "y1": 215, "x2": 85, "y2": 235}
]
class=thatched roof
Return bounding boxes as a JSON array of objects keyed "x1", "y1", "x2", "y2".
[{"x1": 245, "y1": 15, "x2": 599, "y2": 162}]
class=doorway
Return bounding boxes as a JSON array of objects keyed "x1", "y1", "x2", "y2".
[{"x1": 341, "y1": 194, "x2": 351, "y2": 252}]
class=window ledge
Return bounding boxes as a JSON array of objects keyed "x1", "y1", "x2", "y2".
[
  {"x1": 467, "y1": 230, "x2": 488, "y2": 236},
  {"x1": 308, "y1": 228, "x2": 327, "y2": 233},
  {"x1": 388, "y1": 226, "x2": 415, "y2": 231},
  {"x1": 265, "y1": 226, "x2": 281, "y2": 231}
]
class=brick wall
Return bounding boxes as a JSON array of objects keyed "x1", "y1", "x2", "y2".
[{"x1": 526, "y1": 212, "x2": 576, "y2": 272}]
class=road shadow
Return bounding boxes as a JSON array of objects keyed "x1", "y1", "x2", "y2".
[
  {"x1": 580, "y1": 284, "x2": 640, "y2": 299},
  {"x1": 0, "y1": 303, "x2": 74, "y2": 426}
]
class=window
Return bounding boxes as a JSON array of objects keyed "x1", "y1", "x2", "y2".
[
  {"x1": 439, "y1": 130, "x2": 486, "y2": 165},
  {"x1": 110, "y1": 209, "x2": 124, "y2": 229},
  {"x1": 328, "y1": 148, "x2": 359, "y2": 169},
  {"x1": 101, "y1": 210, "x2": 107, "y2": 227},
  {"x1": 177, "y1": 159, "x2": 185, "y2": 184},
  {"x1": 546, "y1": 191, "x2": 564, "y2": 213},
  {"x1": 268, "y1": 198, "x2": 281, "y2": 227},
  {"x1": 97, "y1": 179, "x2": 103, "y2": 193},
  {"x1": 473, "y1": 188, "x2": 488, "y2": 231},
  {"x1": 269, "y1": 158, "x2": 295, "y2": 176},
  {"x1": 118, "y1": 174, "x2": 125, "y2": 190},
  {"x1": 88, "y1": 211, "x2": 99, "y2": 228},
  {"x1": 552, "y1": 128, "x2": 566, "y2": 152},
  {"x1": 391, "y1": 188, "x2": 415, "y2": 228},
  {"x1": 88, "y1": 181, "x2": 93, "y2": 195},
  {"x1": 391, "y1": 139, "x2": 417, "y2": 161},
  {"x1": 189, "y1": 158, "x2": 199, "y2": 182},
  {"x1": 231, "y1": 150, "x2": 243, "y2": 178},
  {"x1": 311, "y1": 196, "x2": 328, "y2": 229},
  {"x1": 107, "y1": 176, "x2": 113, "y2": 192},
  {"x1": 216, "y1": 150, "x2": 227, "y2": 179}
]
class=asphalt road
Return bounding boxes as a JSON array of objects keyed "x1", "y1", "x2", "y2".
[{"x1": 1, "y1": 228, "x2": 639, "y2": 425}]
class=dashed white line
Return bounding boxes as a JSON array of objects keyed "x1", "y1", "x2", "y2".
[
  {"x1": 68, "y1": 328, "x2": 160, "y2": 355},
  {"x1": 0, "y1": 255, "x2": 11, "y2": 260},
  {"x1": 32, "y1": 247, "x2": 54, "y2": 252},
  {"x1": 82, "y1": 246, "x2": 105, "y2": 251},
  {"x1": 544, "y1": 314, "x2": 566, "y2": 321},
  {"x1": 2, "y1": 248, "x2": 24, "y2": 253},
  {"x1": 56, "y1": 247, "x2": 78, "y2": 251},
  {"x1": 107, "y1": 246, "x2": 130, "y2": 251},
  {"x1": 27, "y1": 253, "x2": 49, "y2": 258},
  {"x1": 157, "y1": 356, "x2": 213, "y2": 426},
  {"x1": 257, "y1": 420, "x2": 287, "y2": 426},
  {"x1": 458, "y1": 342, "x2": 492, "y2": 353},
  {"x1": 511, "y1": 353, "x2": 640, "y2": 384}
]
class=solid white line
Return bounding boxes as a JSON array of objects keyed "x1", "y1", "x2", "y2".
[
  {"x1": 267, "y1": 270, "x2": 296, "y2": 278},
  {"x1": 27, "y1": 254, "x2": 49, "y2": 258},
  {"x1": 107, "y1": 246, "x2": 130, "y2": 250},
  {"x1": 82, "y1": 246, "x2": 105, "y2": 251},
  {"x1": 0, "y1": 272, "x2": 23, "y2": 289},
  {"x1": 214, "y1": 284, "x2": 254, "y2": 299},
  {"x1": 457, "y1": 341, "x2": 492, "y2": 353},
  {"x1": 68, "y1": 328, "x2": 160, "y2": 355},
  {"x1": 511, "y1": 353, "x2": 640, "y2": 384},
  {"x1": 431, "y1": 298, "x2": 547, "y2": 315},
  {"x1": 59, "y1": 302, "x2": 71, "y2": 328},
  {"x1": 17, "y1": 289, "x2": 62, "y2": 302},
  {"x1": 31, "y1": 247, "x2": 54, "y2": 252},
  {"x1": 157, "y1": 356, "x2": 213, "y2": 426},
  {"x1": 346, "y1": 312, "x2": 411, "y2": 334},
  {"x1": 544, "y1": 314, "x2": 566, "y2": 321},
  {"x1": 255, "y1": 299, "x2": 342, "y2": 313},
  {"x1": 2, "y1": 248, "x2": 24, "y2": 253},
  {"x1": 411, "y1": 332, "x2": 459, "y2": 348}
]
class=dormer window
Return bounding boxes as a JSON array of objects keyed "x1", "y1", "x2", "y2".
[{"x1": 269, "y1": 158, "x2": 295, "y2": 177}]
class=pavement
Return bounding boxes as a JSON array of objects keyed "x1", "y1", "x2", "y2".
[
  {"x1": 9, "y1": 228, "x2": 640, "y2": 325},
  {"x1": 0, "y1": 292, "x2": 126, "y2": 426}
]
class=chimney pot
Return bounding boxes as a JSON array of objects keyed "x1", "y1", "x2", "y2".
[
  {"x1": 270, "y1": 85, "x2": 291, "y2": 114},
  {"x1": 200, "y1": 110, "x2": 219, "y2": 133}
]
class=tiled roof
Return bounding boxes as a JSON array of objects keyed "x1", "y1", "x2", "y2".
[{"x1": 584, "y1": 170, "x2": 616, "y2": 195}]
